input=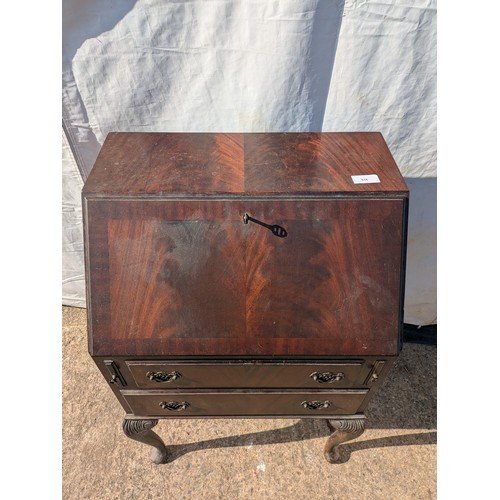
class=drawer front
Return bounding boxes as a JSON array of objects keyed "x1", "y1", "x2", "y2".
[
  {"x1": 126, "y1": 361, "x2": 366, "y2": 389},
  {"x1": 121, "y1": 390, "x2": 368, "y2": 417}
]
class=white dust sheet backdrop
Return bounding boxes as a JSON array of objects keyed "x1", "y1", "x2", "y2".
[{"x1": 62, "y1": 0, "x2": 436, "y2": 325}]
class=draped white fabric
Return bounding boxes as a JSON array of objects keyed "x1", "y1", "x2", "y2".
[{"x1": 62, "y1": 0, "x2": 436, "y2": 325}]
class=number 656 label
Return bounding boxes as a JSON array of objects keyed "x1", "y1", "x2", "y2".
[{"x1": 351, "y1": 174, "x2": 380, "y2": 184}]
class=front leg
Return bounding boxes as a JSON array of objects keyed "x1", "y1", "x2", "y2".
[
  {"x1": 123, "y1": 418, "x2": 168, "y2": 464},
  {"x1": 324, "y1": 416, "x2": 366, "y2": 463}
]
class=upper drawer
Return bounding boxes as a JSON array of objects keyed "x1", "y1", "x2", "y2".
[{"x1": 125, "y1": 361, "x2": 367, "y2": 389}]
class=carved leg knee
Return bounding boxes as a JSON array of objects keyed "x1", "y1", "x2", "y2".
[
  {"x1": 324, "y1": 416, "x2": 365, "y2": 464},
  {"x1": 123, "y1": 418, "x2": 168, "y2": 464}
]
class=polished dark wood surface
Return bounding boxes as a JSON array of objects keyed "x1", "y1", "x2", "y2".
[
  {"x1": 83, "y1": 132, "x2": 407, "y2": 464},
  {"x1": 85, "y1": 197, "x2": 405, "y2": 357},
  {"x1": 125, "y1": 360, "x2": 367, "y2": 389},
  {"x1": 121, "y1": 389, "x2": 368, "y2": 417},
  {"x1": 96, "y1": 355, "x2": 394, "y2": 419},
  {"x1": 82, "y1": 132, "x2": 408, "y2": 196},
  {"x1": 84, "y1": 132, "x2": 408, "y2": 357}
]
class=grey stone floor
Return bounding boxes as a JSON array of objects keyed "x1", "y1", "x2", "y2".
[{"x1": 62, "y1": 306, "x2": 436, "y2": 499}]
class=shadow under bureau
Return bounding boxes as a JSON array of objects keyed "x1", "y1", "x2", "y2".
[{"x1": 82, "y1": 132, "x2": 409, "y2": 464}]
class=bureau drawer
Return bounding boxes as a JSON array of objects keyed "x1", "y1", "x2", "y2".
[
  {"x1": 125, "y1": 361, "x2": 366, "y2": 389},
  {"x1": 121, "y1": 389, "x2": 368, "y2": 417}
]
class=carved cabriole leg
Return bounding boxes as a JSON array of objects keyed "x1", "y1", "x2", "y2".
[
  {"x1": 324, "y1": 416, "x2": 366, "y2": 463},
  {"x1": 122, "y1": 418, "x2": 168, "y2": 464}
]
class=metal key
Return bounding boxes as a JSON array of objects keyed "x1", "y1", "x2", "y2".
[{"x1": 243, "y1": 213, "x2": 288, "y2": 238}]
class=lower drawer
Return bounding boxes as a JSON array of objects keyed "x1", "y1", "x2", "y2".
[{"x1": 121, "y1": 389, "x2": 368, "y2": 417}]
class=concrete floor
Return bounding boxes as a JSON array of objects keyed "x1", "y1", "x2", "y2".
[{"x1": 62, "y1": 306, "x2": 436, "y2": 499}]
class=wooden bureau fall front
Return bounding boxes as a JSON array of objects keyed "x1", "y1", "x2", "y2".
[{"x1": 82, "y1": 132, "x2": 409, "y2": 464}]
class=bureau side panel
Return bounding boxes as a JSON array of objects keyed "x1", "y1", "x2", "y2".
[{"x1": 83, "y1": 196, "x2": 112, "y2": 354}]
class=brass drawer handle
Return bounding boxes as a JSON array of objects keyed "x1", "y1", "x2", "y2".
[
  {"x1": 146, "y1": 371, "x2": 182, "y2": 383},
  {"x1": 159, "y1": 401, "x2": 190, "y2": 411},
  {"x1": 301, "y1": 400, "x2": 331, "y2": 410},
  {"x1": 310, "y1": 371, "x2": 345, "y2": 384}
]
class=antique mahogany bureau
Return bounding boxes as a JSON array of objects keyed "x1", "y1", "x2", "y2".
[{"x1": 82, "y1": 132, "x2": 409, "y2": 464}]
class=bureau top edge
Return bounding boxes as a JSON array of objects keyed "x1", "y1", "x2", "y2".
[
  {"x1": 81, "y1": 192, "x2": 409, "y2": 201},
  {"x1": 82, "y1": 132, "x2": 409, "y2": 197}
]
